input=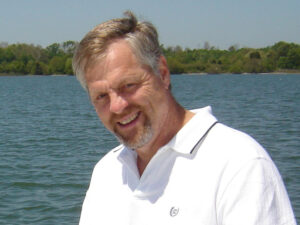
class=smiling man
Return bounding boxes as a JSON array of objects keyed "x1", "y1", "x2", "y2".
[
  {"x1": 73, "y1": 12, "x2": 296, "y2": 225},
  {"x1": 84, "y1": 38, "x2": 193, "y2": 174}
]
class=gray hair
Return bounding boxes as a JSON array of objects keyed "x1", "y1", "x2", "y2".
[{"x1": 72, "y1": 11, "x2": 162, "y2": 91}]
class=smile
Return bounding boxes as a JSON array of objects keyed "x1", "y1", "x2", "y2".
[{"x1": 118, "y1": 112, "x2": 140, "y2": 126}]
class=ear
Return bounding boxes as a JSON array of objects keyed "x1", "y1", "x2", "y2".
[{"x1": 158, "y1": 56, "x2": 170, "y2": 89}]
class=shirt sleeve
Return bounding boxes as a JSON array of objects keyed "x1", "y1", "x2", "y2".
[
  {"x1": 217, "y1": 158, "x2": 296, "y2": 225},
  {"x1": 78, "y1": 189, "x2": 96, "y2": 225}
]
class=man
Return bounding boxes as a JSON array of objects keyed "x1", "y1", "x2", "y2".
[{"x1": 73, "y1": 12, "x2": 296, "y2": 225}]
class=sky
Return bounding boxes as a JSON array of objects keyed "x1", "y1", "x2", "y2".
[{"x1": 1, "y1": 0, "x2": 299, "y2": 50}]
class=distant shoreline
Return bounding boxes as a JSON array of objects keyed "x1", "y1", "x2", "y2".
[
  {"x1": 177, "y1": 71, "x2": 300, "y2": 75},
  {"x1": 0, "y1": 74, "x2": 74, "y2": 77},
  {"x1": 1, "y1": 41, "x2": 299, "y2": 76},
  {"x1": 1, "y1": 72, "x2": 300, "y2": 77},
  {"x1": 184, "y1": 70, "x2": 300, "y2": 75}
]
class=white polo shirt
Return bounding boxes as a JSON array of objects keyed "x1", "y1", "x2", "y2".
[{"x1": 79, "y1": 106, "x2": 296, "y2": 225}]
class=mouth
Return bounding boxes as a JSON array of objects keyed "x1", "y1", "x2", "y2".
[{"x1": 117, "y1": 112, "x2": 140, "y2": 127}]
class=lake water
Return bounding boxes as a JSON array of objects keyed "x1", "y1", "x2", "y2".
[{"x1": 0, "y1": 74, "x2": 299, "y2": 224}]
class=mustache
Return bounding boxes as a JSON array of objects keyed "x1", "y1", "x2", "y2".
[{"x1": 109, "y1": 106, "x2": 142, "y2": 123}]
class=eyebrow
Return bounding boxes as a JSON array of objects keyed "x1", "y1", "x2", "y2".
[
  {"x1": 92, "y1": 74, "x2": 141, "y2": 93},
  {"x1": 111, "y1": 74, "x2": 142, "y2": 89},
  {"x1": 120, "y1": 75, "x2": 141, "y2": 83}
]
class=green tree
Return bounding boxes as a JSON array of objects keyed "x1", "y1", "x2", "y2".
[
  {"x1": 64, "y1": 58, "x2": 73, "y2": 74},
  {"x1": 287, "y1": 48, "x2": 300, "y2": 69},
  {"x1": 272, "y1": 41, "x2": 291, "y2": 58},
  {"x1": 7, "y1": 60, "x2": 25, "y2": 74},
  {"x1": 49, "y1": 56, "x2": 66, "y2": 74},
  {"x1": 62, "y1": 41, "x2": 77, "y2": 56},
  {"x1": 166, "y1": 58, "x2": 185, "y2": 74},
  {"x1": 46, "y1": 43, "x2": 63, "y2": 58},
  {"x1": 229, "y1": 60, "x2": 243, "y2": 74},
  {"x1": 249, "y1": 51, "x2": 261, "y2": 59},
  {"x1": 0, "y1": 62, "x2": 8, "y2": 73}
]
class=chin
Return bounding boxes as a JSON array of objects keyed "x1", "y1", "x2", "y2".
[{"x1": 115, "y1": 121, "x2": 153, "y2": 150}]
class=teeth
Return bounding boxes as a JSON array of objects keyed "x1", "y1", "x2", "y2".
[{"x1": 119, "y1": 113, "x2": 138, "y2": 125}]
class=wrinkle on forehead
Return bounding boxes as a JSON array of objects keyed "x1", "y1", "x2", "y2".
[{"x1": 86, "y1": 40, "x2": 143, "y2": 83}]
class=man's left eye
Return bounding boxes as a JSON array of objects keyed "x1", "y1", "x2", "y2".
[
  {"x1": 126, "y1": 83, "x2": 135, "y2": 88},
  {"x1": 121, "y1": 83, "x2": 138, "y2": 93},
  {"x1": 124, "y1": 83, "x2": 136, "y2": 89}
]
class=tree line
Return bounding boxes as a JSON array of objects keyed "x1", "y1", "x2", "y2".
[
  {"x1": 0, "y1": 41, "x2": 75, "y2": 75},
  {"x1": 163, "y1": 41, "x2": 300, "y2": 74},
  {"x1": 0, "y1": 41, "x2": 299, "y2": 75}
]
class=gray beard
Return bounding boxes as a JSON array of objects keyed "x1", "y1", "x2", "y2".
[{"x1": 114, "y1": 120, "x2": 153, "y2": 150}]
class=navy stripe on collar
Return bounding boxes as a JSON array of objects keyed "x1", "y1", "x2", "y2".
[{"x1": 190, "y1": 121, "x2": 219, "y2": 154}]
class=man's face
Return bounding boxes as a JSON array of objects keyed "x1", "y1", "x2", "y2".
[{"x1": 85, "y1": 40, "x2": 170, "y2": 149}]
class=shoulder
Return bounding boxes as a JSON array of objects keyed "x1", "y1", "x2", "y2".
[
  {"x1": 190, "y1": 107, "x2": 270, "y2": 161},
  {"x1": 207, "y1": 123, "x2": 271, "y2": 161},
  {"x1": 95, "y1": 145, "x2": 123, "y2": 167},
  {"x1": 211, "y1": 125, "x2": 296, "y2": 224},
  {"x1": 89, "y1": 144, "x2": 125, "y2": 187},
  {"x1": 197, "y1": 122, "x2": 278, "y2": 183}
]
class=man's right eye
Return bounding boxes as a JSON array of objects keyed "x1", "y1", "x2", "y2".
[{"x1": 97, "y1": 93, "x2": 108, "y2": 100}]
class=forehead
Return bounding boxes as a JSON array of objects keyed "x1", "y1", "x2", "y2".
[
  {"x1": 85, "y1": 40, "x2": 142, "y2": 82},
  {"x1": 85, "y1": 40, "x2": 150, "y2": 92}
]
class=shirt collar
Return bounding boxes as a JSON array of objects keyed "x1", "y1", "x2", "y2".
[
  {"x1": 166, "y1": 106, "x2": 218, "y2": 154},
  {"x1": 117, "y1": 106, "x2": 218, "y2": 168}
]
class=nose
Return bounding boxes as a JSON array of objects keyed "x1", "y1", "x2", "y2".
[{"x1": 109, "y1": 92, "x2": 128, "y2": 114}]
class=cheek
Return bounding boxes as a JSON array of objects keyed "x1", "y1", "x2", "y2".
[
  {"x1": 94, "y1": 106, "x2": 112, "y2": 128},
  {"x1": 143, "y1": 88, "x2": 167, "y2": 110}
]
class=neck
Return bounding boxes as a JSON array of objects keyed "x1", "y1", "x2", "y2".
[{"x1": 136, "y1": 101, "x2": 194, "y2": 176}]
